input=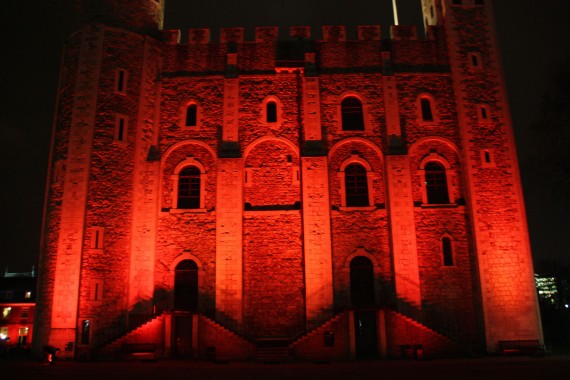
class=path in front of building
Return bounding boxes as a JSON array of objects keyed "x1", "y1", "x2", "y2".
[{"x1": 3, "y1": 355, "x2": 570, "y2": 380}]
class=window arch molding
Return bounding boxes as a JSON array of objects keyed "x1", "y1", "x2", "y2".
[
  {"x1": 261, "y1": 95, "x2": 283, "y2": 128},
  {"x1": 171, "y1": 157, "x2": 207, "y2": 210},
  {"x1": 337, "y1": 92, "x2": 370, "y2": 133},
  {"x1": 180, "y1": 100, "x2": 201, "y2": 129},
  {"x1": 243, "y1": 136, "x2": 300, "y2": 191},
  {"x1": 343, "y1": 248, "x2": 380, "y2": 272},
  {"x1": 338, "y1": 155, "x2": 374, "y2": 209},
  {"x1": 418, "y1": 153, "x2": 454, "y2": 205},
  {"x1": 416, "y1": 93, "x2": 439, "y2": 125}
]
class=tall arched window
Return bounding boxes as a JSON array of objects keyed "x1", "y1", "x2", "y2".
[
  {"x1": 350, "y1": 256, "x2": 375, "y2": 306},
  {"x1": 185, "y1": 104, "x2": 197, "y2": 127},
  {"x1": 174, "y1": 260, "x2": 198, "y2": 311},
  {"x1": 420, "y1": 97, "x2": 434, "y2": 122},
  {"x1": 341, "y1": 97, "x2": 365, "y2": 131},
  {"x1": 345, "y1": 163, "x2": 369, "y2": 207},
  {"x1": 266, "y1": 101, "x2": 277, "y2": 123},
  {"x1": 425, "y1": 162, "x2": 449, "y2": 204},
  {"x1": 178, "y1": 166, "x2": 201, "y2": 209}
]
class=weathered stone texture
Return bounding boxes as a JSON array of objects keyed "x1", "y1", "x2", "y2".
[
  {"x1": 243, "y1": 212, "x2": 304, "y2": 338},
  {"x1": 244, "y1": 140, "x2": 300, "y2": 207},
  {"x1": 36, "y1": 0, "x2": 542, "y2": 360}
]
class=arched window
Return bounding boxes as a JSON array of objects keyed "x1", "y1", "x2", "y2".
[
  {"x1": 425, "y1": 162, "x2": 449, "y2": 204},
  {"x1": 350, "y1": 256, "x2": 375, "y2": 306},
  {"x1": 174, "y1": 260, "x2": 198, "y2": 311},
  {"x1": 266, "y1": 101, "x2": 277, "y2": 123},
  {"x1": 341, "y1": 97, "x2": 365, "y2": 131},
  {"x1": 420, "y1": 97, "x2": 434, "y2": 122},
  {"x1": 178, "y1": 166, "x2": 201, "y2": 209},
  {"x1": 345, "y1": 163, "x2": 369, "y2": 207},
  {"x1": 442, "y1": 237, "x2": 454, "y2": 266},
  {"x1": 185, "y1": 104, "x2": 197, "y2": 127}
]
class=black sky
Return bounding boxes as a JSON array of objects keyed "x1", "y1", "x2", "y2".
[{"x1": 1, "y1": 0, "x2": 569, "y2": 273}]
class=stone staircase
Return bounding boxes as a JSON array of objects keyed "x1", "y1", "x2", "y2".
[
  {"x1": 95, "y1": 314, "x2": 165, "y2": 359},
  {"x1": 255, "y1": 339, "x2": 293, "y2": 363}
]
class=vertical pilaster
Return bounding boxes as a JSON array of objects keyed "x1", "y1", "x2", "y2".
[
  {"x1": 49, "y1": 26, "x2": 104, "y2": 350},
  {"x1": 215, "y1": 159, "x2": 244, "y2": 330},
  {"x1": 385, "y1": 156, "x2": 422, "y2": 308},
  {"x1": 301, "y1": 66, "x2": 333, "y2": 328},
  {"x1": 222, "y1": 78, "x2": 239, "y2": 143},
  {"x1": 302, "y1": 76, "x2": 322, "y2": 141},
  {"x1": 301, "y1": 157, "x2": 334, "y2": 328},
  {"x1": 383, "y1": 61, "x2": 422, "y2": 309},
  {"x1": 128, "y1": 37, "x2": 161, "y2": 313}
]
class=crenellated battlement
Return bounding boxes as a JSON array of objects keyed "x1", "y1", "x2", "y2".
[
  {"x1": 160, "y1": 24, "x2": 446, "y2": 75},
  {"x1": 161, "y1": 24, "x2": 439, "y2": 45}
]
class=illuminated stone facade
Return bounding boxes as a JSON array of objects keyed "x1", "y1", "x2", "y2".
[{"x1": 34, "y1": 0, "x2": 542, "y2": 360}]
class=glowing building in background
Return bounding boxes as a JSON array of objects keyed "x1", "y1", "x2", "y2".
[{"x1": 34, "y1": 0, "x2": 543, "y2": 360}]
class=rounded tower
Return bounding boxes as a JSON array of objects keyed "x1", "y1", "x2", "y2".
[
  {"x1": 73, "y1": 0, "x2": 164, "y2": 36},
  {"x1": 34, "y1": 0, "x2": 165, "y2": 358}
]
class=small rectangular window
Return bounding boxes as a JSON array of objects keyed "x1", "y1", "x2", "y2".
[
  {"x1": 481, "y1": 149, "x2": 496, "y2": 168},
  {"x1": 468, "y1": 52, "x2": 483, "y2": 70},
  {"x1": 245, "y1": 168, "x2": 253, "y2": 187},
  {"x1": 420, "y1": 98, "x2": 434, "y2": 122},
  {"x1": 81, "y1": 320, "x2": 91, "y2": 345},
  {"x1": 21, "y1": 308, "x2": 30, "y2": 319},
  {"x1": 18, "y1": 327, "x2": 29, "y2": 336},
  {"x1": 442, "y1": 238, "x2": 454, "y2": 266},
  {"x1": 91, "y1": 280, "x2": 103, "y2": 302},
  {"x1": 90, "y1": 227, "x2": 104, "y2": 249},
  {"x1": 115, "y1": 69, "x2": 128, "y2": 94},
  {"x1": 266, "y1": 101, "x2": 277, "y2": 123},
  {"x1": 25, "y1": 291, "x2": 32, "y2": 299},
  {"x1": 115, "y1": 115, "x2": 127, "y2": 142},
  {"x1": 185, "y1": 104, "x2": 198, "y2": 127},
  {"x1": 2, "y1": 307, "x2": 11, "y2": 319}
]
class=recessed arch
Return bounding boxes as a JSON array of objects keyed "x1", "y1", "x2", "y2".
[
  {"x1": 161, "y1": 140, "x2": 217, "y2": 168},
  {"x1": 408, "y1": 137, "x2": 461, "y2": 164},
  {"x1": 328, "y1": 137, "x2": 384, "y2": 164},
  {"x1": 344, "y1": 248, "x2": 380, "y2": 269},
  {"x1": 243, "y1": 136, "x2": 300, "y2": 162},
  {"x1": 170, "y1": 252, "x2": 204, "y2": 271}
]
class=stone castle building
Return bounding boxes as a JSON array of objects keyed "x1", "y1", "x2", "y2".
[{"x1": 34, "y1": 0, "x2": 543, "y2": 360}]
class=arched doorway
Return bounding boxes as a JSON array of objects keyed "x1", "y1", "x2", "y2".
[
  {"x1": 174, "y1": 260, "x2": 198, "y2": 358},
  {"x1": 350, "y1": 256, "x2": 375, "y2": 306},
  {"x1": 174, "y1": 260, "x2": 198, "y2": 311},
  {"x1": 349, "y1": 256, "x2": 378, "y2": 359}
]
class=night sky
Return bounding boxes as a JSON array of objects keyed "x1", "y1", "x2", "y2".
[{"x1": 1, "y1": 0, "x2": 569, "y2": 273}]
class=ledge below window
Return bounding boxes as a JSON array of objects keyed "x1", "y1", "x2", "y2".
[
  {"x1": 164, "y1": 208, "x2": 208, "y2": 214},
  {"x1": 338, "y1": 205, "x2": 377, "y2": 211},
  {"x1": 419, "y1": 203, "x2": 460, "y2": 209}
]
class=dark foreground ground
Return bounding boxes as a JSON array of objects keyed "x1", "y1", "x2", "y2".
[{"x1": 3, "y1": 355, "x2": 570, "y2": 380}]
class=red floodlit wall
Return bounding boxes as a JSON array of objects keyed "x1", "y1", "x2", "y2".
[{"x1": 34, "y1": 0, "x2": 542, "y2": 360}]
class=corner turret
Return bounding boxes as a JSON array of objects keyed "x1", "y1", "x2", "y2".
[{"x1": 73, "y1": 0, "x2": 164, "y2": 36}]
